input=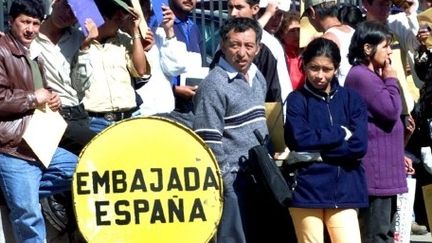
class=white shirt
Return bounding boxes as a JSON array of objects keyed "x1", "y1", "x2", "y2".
[
  {"x1": 325, "y1": 26, "x2": 355, "y2": 86},
  {"x1": 31, "y1": 27, "x2": 83, "y2": 107},
  {"x1": 261, "y1": 30, "x2": 293, "y2": 102},
  {"x1": 71, "y1": 31, "x2": 142, "y2": 112},
  {"x1": 218, "y1": 56, "x2": 258, "y2": 87},
  {"x1": 387, "y1": 12, "x2": 421, "y2": 112},
  {"x1": 137, "y1": 28, "x2": 189, "y2": 115}
]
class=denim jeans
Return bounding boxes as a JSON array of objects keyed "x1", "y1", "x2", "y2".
[
  {"x1": 217, "y1": 172, "x2": 247, "y2": 243},
  {"x1": 0, "y1": 148, "x2": 77, "y2": 243},
  {"x1": 89, "y1": 116, "x2": 114, "y2": 134},
  {"x1": 89, "y1": 111, "x2": 141, "y2": 134},
  {"x1": 217, "y1": 171, "x2": 296, "y2": 243}
]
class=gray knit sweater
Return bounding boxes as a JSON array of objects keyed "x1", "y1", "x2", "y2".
[{"x1": 193, "y1": 59, "x2": 268, "y2": 176}]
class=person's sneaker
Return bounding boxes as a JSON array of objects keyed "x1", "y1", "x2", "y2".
[{"x1": 411, "y1": 222, "x2": 428, "y2": 235}]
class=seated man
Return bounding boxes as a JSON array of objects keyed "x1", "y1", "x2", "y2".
[
  {"x1": 31, "y1": 0, "x2": 97, "y2": 155},
  {"x1": 0, "y1": 0, "x2": 78, "y2": 242}
]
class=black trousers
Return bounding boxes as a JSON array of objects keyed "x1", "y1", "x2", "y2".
[
  {"x1": 359, "y1": 195, "x2": 396, "y2": 243},
  {"x1": 59, "y1": 104, "x2": 97, "y2": 156}
]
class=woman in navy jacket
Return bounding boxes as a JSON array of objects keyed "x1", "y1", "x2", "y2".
[{"x1": 284, "y1": 38, "x2": 368, "y2": 243}]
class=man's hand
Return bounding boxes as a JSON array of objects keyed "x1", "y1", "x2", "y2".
[
  {"x1": 141, "y1": 29, "x2": 155, "y2": 51},
  {"x1": 403, "y1": 0, "x2": 418, "y2": 15},
  {"x1": 174, "y1": 85, "x2": 198, "y2": 100},
  {"x1": 34, "y1": 89, "x2": 62, "y2": 111},
  {"x1": 404, "y1": 115, "x2": 415, "y2": 145},
  {"x1": 125, "y1": 7, "x2": 141, "y2": 36},
  {"x1": 257, "y1": 0, "x2": 279, "y2": 27},
  {"x1": 47, "y1": 92, "x2": 61, "y2": 111},
  {"x1": 34, "y1": 88, "x2": 52, "y2": 108},
  {"x1": 417, "y1": 24, "x2": 431, "y2": 45},
  {"x1": 81, "y1": 18, "x2": 98, "y2": 50},
  {"x1": 162, "y1": 5, "x2": 175, "y2": 37},
  {"x1": 404, "y1": 156, "x2": 415, "y2": 175},
  {"x1": 265, "y1": 0, "x2": 279, "y2": 16}
]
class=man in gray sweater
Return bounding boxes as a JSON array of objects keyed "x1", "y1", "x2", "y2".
[{"x1": 193, "y1": 17, "x2": 268, "y2": 243}]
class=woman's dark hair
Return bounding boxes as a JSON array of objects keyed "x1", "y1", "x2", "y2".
[
  {"x1": 302, "y1": 37, "x2": 341, "y2": 69},
  {"x1": 9, "y1": 0, "x2": 45, "y2": 21},
  {"x1": 338, "y1": 4, "x2": 364, "y2": 29},
  {"x1": 348, "y1": 21, "x2": 393, "y2": 65},
  {"x1": 275, "y1": 10, "x2": 300, "y2": 41},
  {"x1": 220, "y1": 17, "x2": 262, "y2": 44}
]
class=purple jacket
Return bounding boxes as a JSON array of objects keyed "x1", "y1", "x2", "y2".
[{"x1": 345, "y1": 64, "x2": 407, "y2": 196}]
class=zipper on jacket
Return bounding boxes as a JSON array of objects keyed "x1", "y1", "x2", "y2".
[
  {"x1": 334, "y1": 166, "x2": 341, "y2": 208},
  {"x1": 326, "y1": 96, "x2": 333, "y2": 125}
]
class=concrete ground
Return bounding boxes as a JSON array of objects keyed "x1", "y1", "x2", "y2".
[
  {"x1": 0, "y1": 204, "x2": 430, "y2": 243},
  {"x1": 412, "y1": 232, "x2": 432, "y2": 243}
]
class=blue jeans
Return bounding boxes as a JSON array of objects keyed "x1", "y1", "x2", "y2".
[
  {"x1": 217, "y1": 172, "x2": 247, "y2": 243},
  {"x1": 89, "y1": 110, "x2": 141, "y2": 134},
  {"x1": 0, "y1": 148, "x2": 77, "y2": 243},
  {"x1": 217, "y1": 171, "x2": 294, "y2": 243},
  {"x1": 89, "y1": 116, "x2": 113, "y2": 134}
]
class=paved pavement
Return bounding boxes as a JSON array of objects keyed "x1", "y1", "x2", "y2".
[
  {"x1": 412, "y1": 232, "x2": 432, "y2": 242},
  {"x1": 1, "y1": 204, "x2": 431, "y2": 242}
]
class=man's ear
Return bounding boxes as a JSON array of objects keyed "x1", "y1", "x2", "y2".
[
  {"x1": 362, "y1": 0, "x2": 370, "y2": 10},
  {"x1": 309, "y1": 7, "x2": 317, "y2": 19},
  {"x1": 364, "y1": 43, "x2": 372, "y2": 56},
  {"x1": 255, "y1": 42, "x2": 261, "y2": 55},
  {"x1": 220, "y1": 39, "x2": 226, "y2": 55},
  {"x1": 251, "y1": 4, "x2": 260, "y2": 16}
]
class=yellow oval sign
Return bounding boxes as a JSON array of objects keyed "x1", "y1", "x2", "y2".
[{"x1": 72, "y1": 117, "x2": 223, "y2": 243}]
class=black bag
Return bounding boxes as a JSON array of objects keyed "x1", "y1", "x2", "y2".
[{"x1": 248, "y1": 129, "x2": 292, "y2": 207}]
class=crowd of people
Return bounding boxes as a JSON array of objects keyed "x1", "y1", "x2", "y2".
[{"x1": 0, "y1": 0, "x2": 432, "y2": 242}]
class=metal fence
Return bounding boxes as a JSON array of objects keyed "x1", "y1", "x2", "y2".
[
  {"x1": 0, "y1": 0, "x2": 361, "y2": 64},
  {"x1": 190, "y1": 0, "x2": 362, "y2": 65}
]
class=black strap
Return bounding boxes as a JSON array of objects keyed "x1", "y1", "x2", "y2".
[{"x1": 253, "y1": 129, "x2": 270, "y2": 146}]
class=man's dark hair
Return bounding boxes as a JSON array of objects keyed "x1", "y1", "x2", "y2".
[
  {"x1": 304, "y1": 1, "x2": 338, "y2": 18},
  {"x1": 95, "y1": 0, "x2": 129, "y2": 19},
  {"x1": 9, "y1": 0, "x2": 45, "y2": 21},
  {"x1": 246, "y1": 0, "x2": 260, "y2": 6},
  {"x1": 348, "y1": 20, "x2": 393, "y2": 65},
  {"x1": 220, "y1": 17, "x2": 262, "y2": 44},
  {"x1": 275, "y1": 10, "x2": 300, "y2": 41},
  {"x1": 338, "y1": 4, "x2": 364, "y2": 29}
]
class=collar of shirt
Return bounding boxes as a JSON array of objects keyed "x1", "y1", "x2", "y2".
[
  {"x1": 218, "y1": 56, "x2": 258, "y2": 87},
  {"x1": 31, "y1": 28, "x2": 75, "y2": 59},
  {"x1": 174, "y1": 17, "x2": 193, "y2": 45},
  {"x1": 12, "y1": 37, "x2": 30, "y2": 57},
  {"x1": 174, "y1": 16, "x2": 193, "y2": 25}
]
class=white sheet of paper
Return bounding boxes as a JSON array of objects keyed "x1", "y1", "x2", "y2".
[
  {"x1": 180, "y1": 66, "x2": 209, "y2": 86},
  {"x1": 259, "y1": 0, "x2": 291, "y2": 11},
  {"x1": 22, "y1": 107, "x2": 67, "y2": 168},
  {"x1": 130, "y1": 0, "x2": 148, "y2": 37}
]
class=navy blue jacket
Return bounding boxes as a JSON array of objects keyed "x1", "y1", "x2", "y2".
[{"x1": 284, "y1": 80, "x2": 369, "y2": 208}]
